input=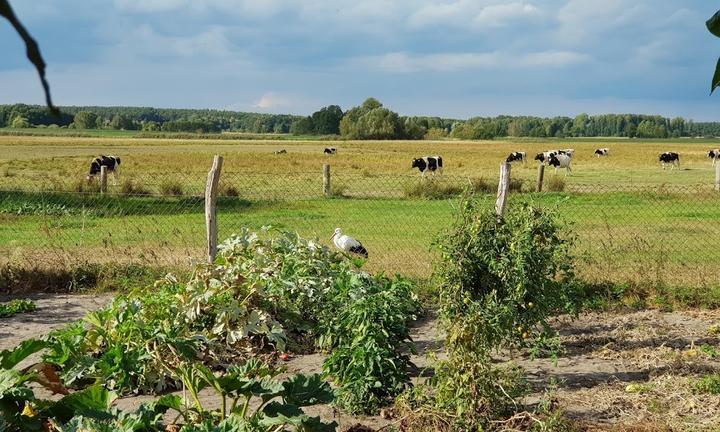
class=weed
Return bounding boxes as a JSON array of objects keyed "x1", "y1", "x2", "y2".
[
  {"x1": 0, "y1": 299, "x2": 36, "y2": 318},
  {"x1": 545, "y1": 176, "x2": 566, "y2": 192},
  {"x1": 219, "y1": 183, "x2": 240, "y2": 197},
  {"x1": 158, "y1": 179, "x2": 184, "y2": 196},
  {"x1": 403, "y1": 179, "x2": 462, "y2": 199},
  {"x1": 693, "y1": 373, "x2": 720, "y2": 395},
  {"x1": 119, "y1": 178, "x2": 151, "y2": 195}
]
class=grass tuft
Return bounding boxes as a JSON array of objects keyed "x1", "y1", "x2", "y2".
[{"x1": 159, "y1": 180, "x2": 184, "y2": 196}]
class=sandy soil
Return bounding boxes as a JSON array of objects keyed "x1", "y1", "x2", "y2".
[{"x1": 2, "y1": 294, "x2": 719, "y2": 431}]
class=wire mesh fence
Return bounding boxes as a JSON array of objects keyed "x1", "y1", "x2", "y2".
[{"x1": 1, "y1": 168, "x2": 719, "y2": 291}]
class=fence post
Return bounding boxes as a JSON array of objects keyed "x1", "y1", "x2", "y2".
[
  {"x1": 99, "y1": 166, "x2": 108, "y2": 194},
  {"x1": 205, "y1": 155, "x2": 224, "y2": 264},
  {"x1": 716, "y1": 162, "x2": 720, "y2": 192},
  {"x1": 323, "y1": 164, "x2": 331, "y2": 197},
  {"x1": 536, "y1": 163, "x2": 545, "y2": 192},
  {"x1": 495, "y1": 162, "x2": 511, "y2": 219}
]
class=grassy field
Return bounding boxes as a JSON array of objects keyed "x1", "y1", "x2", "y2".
[
  {"x1": 1, "y1": 135, "x2": 720, "y2": 191},
  {"x1": 1, "y1": 134, "x2": 720, "y2": 302}
]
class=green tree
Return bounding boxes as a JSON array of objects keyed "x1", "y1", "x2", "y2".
[
  {"x1": 339, "y1": 98, "x2": 402, "y2": 139},
  {"x1": 310, "y1": 105, "x2": 343, "y2": 135},
  {"x1": 10, "y1": 115, "x2": 29, "y2": 128},
  {"x1": 290, "y1": 117, "x2": 315, "y2": 135},
  {"x1": 73, "y1": 111, "x2": 98, "y2": 129},
  {"x1": 141, "y1": 120, "x2": 160, "y2": 131},
  {"x1": 110, "y1": 114, "x2": 134, "y2": 130}
]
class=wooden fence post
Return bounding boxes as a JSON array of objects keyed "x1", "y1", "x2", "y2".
[
  {"x1": 205, "y1": 155, "x2": 224, "y2": 264},
  {"x1": 536, "y1": 163, "x2": 545, "y2": 192},
  {"x1": 495, "y1": 162, "x2": 511, "y2": 219},
  {"x1": 323, "y1": 164, "x2": 331, "y2": 197},
  {"x1": 715, "y1": 162, "x2": 720, "y2": 192},
  {"x1": 99, "y1": 166, "x2": 108, "y2": 194}
]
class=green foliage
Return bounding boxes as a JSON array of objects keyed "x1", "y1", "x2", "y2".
[
  {"x1": 400, "y1": 198, "x2": 581, "y2": 430},
  {"x1": 73, "y1": 111, "x2": 99, "y2": 130},
  {"x1": 403, "y1": 180, "x2": 463, "y2": 199},
  {"x1": 9, "y1": 116, "x2": 29, "y2": 128},
  {"x1": 158, "y1": 179, "x2": 184, "y2": 196},
  {"x1": 693, "y1": 373, "x2": 720, "y2": 395},
  {"x1": 321, "y1": 276, "x2": 419, "y2": 414},
  {"x1": 545, "y1": 176, "x2": 566, "y2": 192},
  {"x1": 0, "y1": 299, "x2": 36, "y2": 318},
  {"x1": 340, "y1": 98, "x2": 403, "y2": 140}
]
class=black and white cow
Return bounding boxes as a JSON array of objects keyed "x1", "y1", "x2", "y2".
[
  {"x1": 324, "y1": 147, "x2": 337, "y2": 154},
  {"x1": 87, "y1": 155, "x2": 121, "y2": 185},
  {"x1": 659, "y1": 152, "x2": 680, "y2": 170},
  {"x1": 534, "y1": 149, "x2": 573, "y2": 164},
  {"x1": 708, "y1": 149, "x2": 720, "y2": 166},
  {"x1": 548, "y1": 153, "x2": 572, "y2": 176},
  {"x1": 506, "y1": 151, "x2": 526, "y2": 164},
  {"x1": 275, "y1": 149, "x2": 288, "y2": 155},
  {"x1": 594, "y1": 148, "x2": 610, "y2": 157},
  {"x1": 411, "y1": 156, "x2": 443, "y2": 177}
]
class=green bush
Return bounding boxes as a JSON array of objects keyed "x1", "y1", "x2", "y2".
[{"x1": 400, "y1": 197, "x2": 581, "y2": 429}]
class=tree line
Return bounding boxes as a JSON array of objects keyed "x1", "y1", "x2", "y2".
[{"x1": 2, "y1": 100, "x2": 720, "y2": 138}]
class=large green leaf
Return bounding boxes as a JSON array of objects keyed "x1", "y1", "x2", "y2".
[
  {"x1": 0, "y1": 369, "x2": 22, "y2": 396},
  {"x1": 0, "y1": 339, "x2": 47, "y2": 370},
  {"x1": 0, "y1": 0, "x2": 58, "y2": 115},
  {"x1": 297, "y1": 415, "x2": 338, "y2": 432},
  {"x1": 47, "y1": 385, "x2": 117, "y2": 422},
  {"x1": 282, "y1": 374, "x2": 335, "y2": 407},
  {"x1": 259, "y1": 401, "x2": 306, "y2": 427},
  {"x1": 707, "y1": 10, "x2": 720, "y2": 38},
  {"x1": 713, "y1": 57, "x2": 720, "y2": 94}
]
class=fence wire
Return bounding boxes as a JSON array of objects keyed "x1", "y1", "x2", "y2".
[{"x1": 1, "y1": 171, "x2": 719, "y2": 290}]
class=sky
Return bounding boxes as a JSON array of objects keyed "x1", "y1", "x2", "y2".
[{"x1": 1, "y1": 0, "x2": 719, "y2": 120}]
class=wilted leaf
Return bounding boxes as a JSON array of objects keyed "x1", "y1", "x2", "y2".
[
  {"x1": 26, "y1": 362, "x2": 69, "y2": 395},
  {"x1": 0, "y1": 0, "x2": 58, "y2": 115}
]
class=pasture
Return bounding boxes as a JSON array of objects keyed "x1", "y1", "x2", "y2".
[{"x1": 1, "y1": 135, "x2": 720, "y2": 188}]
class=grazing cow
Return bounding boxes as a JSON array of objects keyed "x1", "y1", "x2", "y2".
[
  {"x1": 324, "y1": 147, "x2": 337, "y2": 154},
  {"x1": 594, "y1": 148, "x2": 610, "y2": 157},
  {"x1": 275, "y1": 149, "x2": 287, "y2": 155},
  {"x1": 506, "y1": 151, "x2": 526, "y2": 164},
  {"x1": 534, "y1": 149, "x2": 572, "y2": 164},
  {"x1": 659, "y1": 152, "x2": 680, "y2": 170},
  {"x1": 87, "y1": 155, "x2": 121, "y2": 185},
  {"x1": 708, "y1": 149, "x2": 720, "y2": 166},
  {"x1": 548, "y1": 153, "x2": 572, "y2": 175},
  {"x1": 411, "y1": 156, "x2": 444, "y2": 177}
]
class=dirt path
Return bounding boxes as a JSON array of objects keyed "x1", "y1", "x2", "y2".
[{"x1": 2, "y1": 295, "x2": 719, "y2": 430}]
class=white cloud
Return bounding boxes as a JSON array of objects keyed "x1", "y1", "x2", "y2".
[
  {"x1": 253, "y1": 92, "x2": 292, "y2": 109},
  {"x1": 474, "y1": 2, "x2": 541, "y2": 28},
  {"x1": 114, "y1": 0, "x2": 191, "y2": 13},
  {"x1": 107, "y1": 25, "x2": 236, "y2": 59},
  {"x1": 366, "y1": 50, "x2": 590, "y2": 73}
]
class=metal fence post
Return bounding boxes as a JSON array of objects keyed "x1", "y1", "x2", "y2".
[
  {"x1": 536, "y1": 163, "x2": 545, "y2": 192},
  {"x1": 99, "y1": 166, "x2": 107, "y2": 194},
  {"x1": 495, "y1": 162, "x2": 511, "y2": 219},
  {"x1": 205, "y1": 155, "x2": 223, "y2": 264},
  {"x1": 323, "y1": 164, "x2": 331, "y2": 197},
  {"x1": 715, "y1": 162, "x2": 720, "y2": 192}
]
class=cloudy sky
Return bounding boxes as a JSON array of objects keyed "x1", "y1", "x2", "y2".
[{"x1": 1, "y1": 0, "x2": 719, "y2": 120}]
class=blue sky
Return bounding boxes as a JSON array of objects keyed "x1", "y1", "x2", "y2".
[{"x1": 1, "y1": 0, "x2": 719, "y2": 120}]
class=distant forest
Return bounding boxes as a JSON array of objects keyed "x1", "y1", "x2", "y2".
[{"x1": 2, "y1": 98, "x2": 720, "y2": 139}]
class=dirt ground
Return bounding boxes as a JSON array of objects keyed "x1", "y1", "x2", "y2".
[{"x1": 2, "y1": 294, "x2": 719, "y2": 431}]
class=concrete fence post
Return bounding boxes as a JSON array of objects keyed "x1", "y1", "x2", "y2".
[{"x1": 205, "y1": 155, "x2": 223, "y2": 264}]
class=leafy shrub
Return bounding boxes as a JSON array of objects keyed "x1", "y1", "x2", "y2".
[
  {"x1": 158, "y1": 179, "x2": 184, "y2": 196},
  {"x1": 546, "y1": 176, "x2": 566, "y2": 192},
  {"x1": 400, "y1": 196, "x2": 581, "y2": 430},
  {"x1": 0, "y1": 299, "x2": 36, "y2": 318}
]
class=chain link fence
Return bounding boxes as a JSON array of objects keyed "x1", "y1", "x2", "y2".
[{"x1": 1, "y1": 168, "x2": 719, "y2": 291}]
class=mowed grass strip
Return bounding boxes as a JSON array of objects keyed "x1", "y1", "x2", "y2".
[{"x1": 2, "y1": 191, "x2": 719, "y2": 285}]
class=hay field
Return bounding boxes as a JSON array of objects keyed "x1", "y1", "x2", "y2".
[{"x1": 1, "y1": 135, "x2": 720, "y2": 189}]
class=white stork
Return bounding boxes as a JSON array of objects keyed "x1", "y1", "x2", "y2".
[{"x1": 331, "y1": 228, "x2": 368, "y2": 258}]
